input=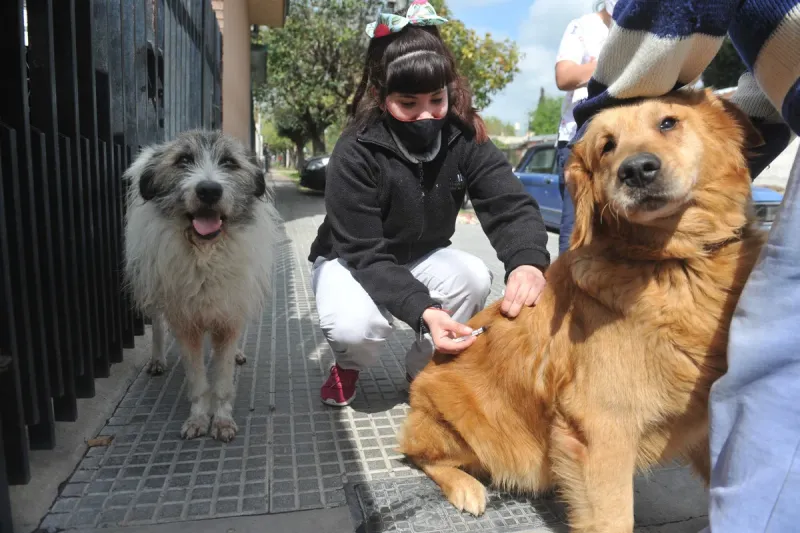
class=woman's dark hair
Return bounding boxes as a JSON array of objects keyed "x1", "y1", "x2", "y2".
[{"x1": 347, "y1": 25, "x2": 488, "y2": 142}]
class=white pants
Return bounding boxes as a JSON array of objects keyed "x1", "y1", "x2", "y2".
[{"x1": 311, "y1": 247, "x2": 493, "y2": 377}]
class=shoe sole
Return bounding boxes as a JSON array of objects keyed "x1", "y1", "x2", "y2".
[{"x1": 321, "y1": 391, "x2": 356, "y2": 407}]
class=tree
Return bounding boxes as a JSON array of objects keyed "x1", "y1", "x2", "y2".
[
  {"x1": 430, "y1": 0, "x2": 521, "y2": 109},
  {"x1": 702, "y1": 37, "x2": 747, "y2": 89},
  {"x1": 483, "y1": 116, "x2": 517, "y2": 137},
  {"x1": 256, "y1": 0, "x2": 522, "y2": 156},
  {"x1": 260, "y1": 119, "x2": 293, "y2": 154},
  {"x1": 256, "y1": 0, "x2": 382, "y2": 156},
  {"x1": 528, "y1": 88, "x2": 563, "y2": 135},
  {"x1": 272, "y1": 106, "x2": 310, "y2": 169}
]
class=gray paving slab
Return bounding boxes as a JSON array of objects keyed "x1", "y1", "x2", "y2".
[
  {"x1": 346, "y1": 477, "x2": 568, "y2": 533},
  {"x1": 38, "y1": 180, "x2": 708, "y2": 533}
]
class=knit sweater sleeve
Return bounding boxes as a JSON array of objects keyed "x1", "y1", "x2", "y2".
[
  {"x1": 572, "y1": 0, "x2": 800, "y2": 138},
  {"x1": 462, "y1": 137, "x2": 551, "y2": 281}
]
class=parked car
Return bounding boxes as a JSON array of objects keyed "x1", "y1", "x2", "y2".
[
  {"x1": 299, "y1": 154, "x2": 330, "y2": 192},
  {"x1": 514, "y1": 143, "x2": 784, "y2": 232}
]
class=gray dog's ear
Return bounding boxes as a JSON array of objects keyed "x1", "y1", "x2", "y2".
[
  {"x1": 244, "y1": 149, "x2": 267, "y2": 198},
  {"x1": 253, "y1": 168, "x2": 267, "y2": 198},
  {"x1": 124, "y1": 146, "x2": 160, "y2": 201}
]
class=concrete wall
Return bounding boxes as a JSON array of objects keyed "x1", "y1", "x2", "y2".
[{"x1": 220, "y1": 0, "x2": 252, "y2": 147}]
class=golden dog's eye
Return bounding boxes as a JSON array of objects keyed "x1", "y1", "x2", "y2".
[
  {"x1": 602, "y1": 139, "x2": 616, "y2": 154},
  {"x1": 660, "y1": 117, "x2": 678, "y2": 131},
  {"x1": 219, "y1": 156, "x2": 238, "y2": 169},
  {"x1": 176, "y1": 153, "x2": 194, "y2": 167}
]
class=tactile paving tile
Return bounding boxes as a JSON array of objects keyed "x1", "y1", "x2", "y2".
[
  {"x1": 39, "y1": 183, "x2": 564, "y2": 531},
  {"x1": 39, "y1": 184, "x2": 454, "y2": 529},
  {"x1": 346, "y1": 477, "x2": 568, "y2": 533}
]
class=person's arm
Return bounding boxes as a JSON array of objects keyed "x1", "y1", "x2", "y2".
[
  {"x1": 572, "y1": 0, "x2": 797, "y2": 168},
  {"x1": 555, "y1": 59, "x2": 597, "y2": 91},
  {"x1": 462, "y1": 138, "x2": 550, "y2": 281},
  {"x1": 572, "y1": 0, "x2": 739, "y2": 136},
  {"x1": 554, "y1": 18, "x2": 594, "y2": 92},
  {"x1": 730, "y1": 72, "x2": 793, "y2": 179},
  {"x1": 324, "y1": 140, "x2": 438, "y2": 331}
]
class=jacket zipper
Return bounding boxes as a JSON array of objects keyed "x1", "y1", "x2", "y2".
[
  {"x1": 356, "y1": 131, "x2": 460, "y2": 258},
  {"x1": 417, "y1": 162, "x2": 425, "y2": 240}
]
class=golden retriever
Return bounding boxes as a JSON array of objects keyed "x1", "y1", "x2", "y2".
[{"x1": 397, "y1": 89, "x2": 767, "y2": 532}]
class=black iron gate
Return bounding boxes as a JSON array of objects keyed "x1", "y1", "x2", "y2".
[{"x1": 0, "y1": 1, "x2": 222, "y2": 531}]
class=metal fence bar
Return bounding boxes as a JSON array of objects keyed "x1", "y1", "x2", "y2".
[
  {"x1": 0, "y1": 0, "x2": 223, "y2": 530},
  {"x1": 28, "y1": 0, "x2": 80, "y2": 423},
  {"x1": 1, "y1": 0, "x2": 41, "y2": 433},
  {"x1": 0, "y1": 132, "x2": 32, "y2": 488},
  {"x1": 0, "y1": 413, "x2": 12, "y2": 533},
  {"x1": 54, "y1": 0, "x2": 96, "y2": 398}
]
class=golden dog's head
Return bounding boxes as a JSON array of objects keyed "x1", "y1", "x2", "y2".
[{"x1": 565, "y1": 89, "x2": 764, "y2": 255}]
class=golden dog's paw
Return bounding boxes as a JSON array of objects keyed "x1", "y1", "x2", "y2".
[
  {"x1": 181, "y1": 415, "x2": 210, "y2": 440},
  {"x1": 146, "y1": 359, "x2": 167, "y2": 375},
  {"x1": 446, "y1": 477, "x2": 487, "y2": 516},
  {"x1": 210, "y1": 416, "x2": 238, "y2": 442},
  {"x1": 235, "y1": 349, "x2": 247, "y2": 365}
]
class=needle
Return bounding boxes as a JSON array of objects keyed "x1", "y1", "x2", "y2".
[{"x1": 452, "y1": 326, "x2": 487, "y2": 343}]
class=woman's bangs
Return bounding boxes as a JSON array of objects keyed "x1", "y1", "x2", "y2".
[{"x1": 386, "y1": 51, "x2": 452, "y2": 96}]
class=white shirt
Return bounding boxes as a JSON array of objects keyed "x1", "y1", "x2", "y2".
[{"x1": 555, "y1": 13, "x2": 610, "y2": 142}]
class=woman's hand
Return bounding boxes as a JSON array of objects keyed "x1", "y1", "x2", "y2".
[
  {"x1": 422, "y1": 308, "x2": 475, "y2": 354},
  {"x1": 501, "y1": 265, "x2": 546, "y2": 318}
]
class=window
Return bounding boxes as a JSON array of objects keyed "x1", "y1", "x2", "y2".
[{"x1": 520, "y1": 147, "x2": 556, "y2": 174}]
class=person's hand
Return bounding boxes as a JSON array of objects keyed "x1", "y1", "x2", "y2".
[
  {"x1": 501, "y1": 265, "x2": 546, "y2": 318},
  {"x1": 422, "y1": 308, "x2": 475, "y2": 354}
]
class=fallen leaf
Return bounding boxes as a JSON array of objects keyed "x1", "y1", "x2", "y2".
[{"x1": 87, "y1": 435, "x2": 114, "y2": 447}]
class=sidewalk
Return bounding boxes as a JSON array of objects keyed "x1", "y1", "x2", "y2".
[{"x1": 35, "y1": 180, "x2": 710, "y2": 533}]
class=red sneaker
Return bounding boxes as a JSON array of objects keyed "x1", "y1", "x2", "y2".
[{"x1": 321, "y1": 364, "x2": 359, "y2": 406}]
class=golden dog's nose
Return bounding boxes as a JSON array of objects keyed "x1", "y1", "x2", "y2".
[{"x1": 618, "y1": 153, "x2": 661, "y2": 188}]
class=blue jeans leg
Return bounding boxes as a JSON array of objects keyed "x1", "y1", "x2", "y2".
[
  {"x1": 707, "y1": 149, "x2": 800, "y2": 532},
  {"x1": 556, "y1": 144, "x2": 574, "y2": 255}
]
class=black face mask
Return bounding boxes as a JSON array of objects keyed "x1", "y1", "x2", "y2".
[{"x1": 386, "y1": 114, "x2": 446, "y2": 153}]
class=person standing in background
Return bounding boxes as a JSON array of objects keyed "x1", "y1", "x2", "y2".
[
  {"x1": 552, "y1": 0, "x2": 613, "y2": 254},
  {"x1": 262, "y1": 143, "x2": 271, "y2": 174}
]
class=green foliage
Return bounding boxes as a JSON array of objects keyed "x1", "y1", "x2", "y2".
[
  {"x1": 702, "y1": 37, "x2": 747, "y2": 90},
  {"x1": 255, "y1": 0, "x2": 382, "y2": 155},
  {"x1": 255, "y1": 0, "x2": 522, "y2": 157},
  {"x1": 260, "y1": 120, "x2": 294, "y2": 154},
  {"x1": 430, "y1": 0, "x2": 521, "y2": 109},
  {"x1": 483, "y1": 116, "x2": 517, "y2": 137},
  {"x1": 528, "y1": 92, "x2": 563, "y2": 135}
]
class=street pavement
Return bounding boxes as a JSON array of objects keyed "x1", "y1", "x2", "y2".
[{"x1": 36, "y1": 177, "x2": 710, "y2": 533}]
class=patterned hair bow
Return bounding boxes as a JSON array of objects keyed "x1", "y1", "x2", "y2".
[{"x1": 365, "y1": 0, "x2": 448, "y2": 39}]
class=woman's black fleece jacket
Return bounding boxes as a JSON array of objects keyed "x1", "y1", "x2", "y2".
[{"x1": 308, "y1": 118, "x2": 551, "y2": 332}]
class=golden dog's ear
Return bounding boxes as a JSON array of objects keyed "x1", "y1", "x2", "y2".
[
  {"x1": 706, "y1": 90, "x2": 765, "y2": 152},
  {"x1": 565, "y1": 143, "x2": 595, "y2": 250}
]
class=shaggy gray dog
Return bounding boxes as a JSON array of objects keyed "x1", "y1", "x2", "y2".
[{"x1": 123, "y1": 130, "x2": 279, "y2": 442}]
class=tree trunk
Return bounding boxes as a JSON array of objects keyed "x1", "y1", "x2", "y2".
[
  {"x1": 311, "y1": 133, "x2": 326, "y2": 156},
  {"x1": 294, "y1": 140, "x2": 306, "y2": 169}
]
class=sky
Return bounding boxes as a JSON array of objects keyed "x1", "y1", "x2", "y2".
[{"x1": 446, "y1": 0, "x2": 601, "y2": 132}]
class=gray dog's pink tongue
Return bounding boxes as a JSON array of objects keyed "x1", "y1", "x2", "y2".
[{"x1": 192, "y1": 215, "x2": 222, "y2": 236}]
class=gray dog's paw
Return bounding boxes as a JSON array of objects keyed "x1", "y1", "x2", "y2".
[
  {"x1": 210, "y1": 416, "x2": 238, "y2": 442},
  {"x1": 181, "y1": 415, "x2": 210, "y2": 440}
]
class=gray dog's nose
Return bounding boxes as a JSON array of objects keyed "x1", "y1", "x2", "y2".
[
  {"x1": 196, "y1": 180, "x2": 223, "y2": 205},
  {"x1": 618, "y1": 153, "x2": 661, "y2": 188}
]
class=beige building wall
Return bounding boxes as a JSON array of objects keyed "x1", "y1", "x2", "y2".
[
  {"x1": 220, "y1": 0, "x2": 252, "y2": 146},
  {"x1": 210, "y1": 0, "x2": 285, "y2": 149}
]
